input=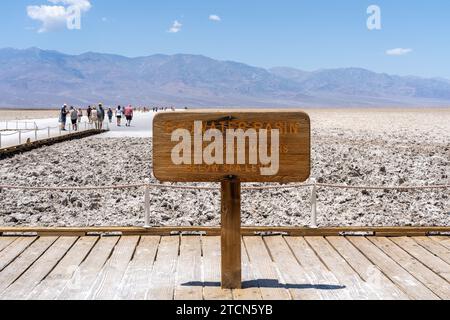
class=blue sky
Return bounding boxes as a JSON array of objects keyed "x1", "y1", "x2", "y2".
[{"x1": 1, "y1": 0, "x2": 449, "y2": 78}]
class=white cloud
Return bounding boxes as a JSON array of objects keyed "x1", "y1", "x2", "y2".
[
  {"x1": 209, "y1": 14, "x2": 221, "y2": 22},
  {"x1": 101, "y1": 17, "x2": 107, "y2": 22},
  {"x1": 168, "y1": 20, "x2": 182, "y2": 33},
  {"x1": 386, "y1": 48, "x2": 413, "y2": 56},
  {"x1": 26, "y1": 0, "x2": 92, "y2": 33}
]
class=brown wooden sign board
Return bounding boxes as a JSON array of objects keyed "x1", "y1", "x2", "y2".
[
  {"x1": 153, "y1": 110, "x2": 311, "y2": 183},
  {"x1": 152, "y1": 110, "x2": 311, "y2": 289}
]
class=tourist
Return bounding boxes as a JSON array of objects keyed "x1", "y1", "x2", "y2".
[
  {"x1": 87, "y1": 105, "x2": 92, "y2": 124},
  {"x1": 116, "y1": 105, "x2": 123, "y2": 126},
  {"x1": 96, "y1": 103, "x2": 105, "y2": 130},
  {"x1": 70, "y1": 106, "x2": 78, "y2": 131},
  {"x1": 59, "y1": 104, "x2": 69, "y2": 131},
  {"x1": 124, "y1": 105, "x2": 134, "y2": 127},
  {"x1": 77, "y1": 108, "x2": 83, "y2": 124},
  {"x1": 107, "y1": 108, "x2": 113, "y2": 123},
  {"x1": 91, "y1": 107, "x2": 98, "y2": 129}
]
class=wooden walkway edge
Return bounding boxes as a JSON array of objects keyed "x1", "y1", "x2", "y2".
[
  {"x1": 0, "y1": 129, "x2": 107, "y2": 160},
  {"x1": 0, "y1": 226, "x2": 449, "y2": 237}
]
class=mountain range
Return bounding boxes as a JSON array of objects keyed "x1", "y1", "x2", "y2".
[{"x1": 1, "y1": 47, "x2": 450, "y2": 108}]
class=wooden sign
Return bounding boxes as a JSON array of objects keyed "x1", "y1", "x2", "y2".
[
  {"x1": 153, "y1": 110, "x2": 311, "y2": 183},
  {"x1": 153, "y1": 110, "x2": 311, "y2": 289}
]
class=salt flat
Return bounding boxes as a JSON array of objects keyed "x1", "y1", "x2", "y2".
[{"x1": 0, "y1": 108, "x2": 448, "y2": 227}]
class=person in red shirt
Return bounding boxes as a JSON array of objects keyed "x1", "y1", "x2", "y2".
[{"x1": 124, "y1": 105, "x2": 134, "y2": 127}]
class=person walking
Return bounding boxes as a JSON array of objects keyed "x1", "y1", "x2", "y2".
[
  {"x1": 87, "y1": 105, "x2": 92, "y2": 124},
  {"x1": 91, "y1": 107, "x2": 99, "y2": 129},
  {"x1": 116, "y1": 105, "x2": 123, "y2": 126},
  {"x1": 124, "y1": 105, "x2": 134, "y2": 127},
  {"x1": 59, "y1": 104, "x2": 69, "y2": 131},
  {"x1": 70, "y1": 106, "x2": 78, "y2": 131},
  {"x1": 96, "y1": 103, "x2": 105, "y2": 130},
  {"x1": 77, "y1": 108, "x2": 83, "y2": 124},
  {"x1": 107, "y1": 108, "x2": 113, "y2": 123}
]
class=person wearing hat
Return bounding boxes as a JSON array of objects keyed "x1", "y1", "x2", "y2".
[
  {"x1": 59, "y1": 104, "x2": 69, "y2": 131},
  {"x1": 96, "y1": 103, "x2": 105, "y2": 130}
]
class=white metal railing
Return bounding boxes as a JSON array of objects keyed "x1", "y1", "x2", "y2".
[
  {"x1": 0, "y1": 120, "x2": 37, "y2": 131},
  {"x1": 0, "y1": 179, "x2": 448, "y2": 228},
  {"x1": 0, "y1": 120, "x2": 108, "y2": 149}
]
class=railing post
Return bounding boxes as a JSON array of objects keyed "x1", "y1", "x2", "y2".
[
  {"x1": 144, "y1": 178, "x2": 151, "y2": 228},
  {"x1": 310, "y1": 178, "x2": 318, "y2": 228},
  {"x1": 0, "y1": 132, "x2": 2, "y2": 148},
  {"x1": 18, "y1": 130, "x2": 22, "y2": 145},
  {"x1": 48, "y1": 127, "x2": 51, "y2": 138},
  {"x1": 35, "y1": 128, "x2": 38, "y2": 141}
]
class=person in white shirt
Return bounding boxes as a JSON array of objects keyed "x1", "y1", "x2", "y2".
[{"x1": 115, "y1": 105, "x2": 123, "y2": 126}]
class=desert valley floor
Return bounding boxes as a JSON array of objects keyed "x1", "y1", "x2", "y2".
[{"x1": 0, "y1": 109, "x2": 449, "y2": 227}]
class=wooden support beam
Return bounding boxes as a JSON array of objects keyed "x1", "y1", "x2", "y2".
[{"x1": 221, "y1": 177, "x2": 242, "y2": 289}]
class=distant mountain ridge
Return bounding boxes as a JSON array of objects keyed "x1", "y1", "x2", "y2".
[{"x1": 0, "y1": 47, "x2": 449, "y2": 108}]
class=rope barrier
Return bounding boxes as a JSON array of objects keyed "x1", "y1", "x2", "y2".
[
  {"x1": 315, "y1": 183, "x2": 450, "y2": 191},
  {"x1": 0, "y1": 182, "x2": 448, "y2": 192}
]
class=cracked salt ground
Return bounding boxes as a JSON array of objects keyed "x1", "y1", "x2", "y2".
[{"x1": 0, "y1": 123, "x2": 448, "y2": 227}]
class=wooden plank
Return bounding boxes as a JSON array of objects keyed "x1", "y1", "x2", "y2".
[
  {"x1": 413, "y1": 237, "x2": 450, "y2": 265},
  {"x1": 147, "y1": 236, "x2": 180, "y2": 300},
  {"x1": 28, "y1": 237, "x2": 99, "y2": 300},
  {"x1": 430, "y1": 236, "x2": 450, "y2": 250},
  {"x1": 0, "y1": 237, "x2": 17, "y2": 253},
  {"x1": 369, "y1": 237, "x2": 450, "y2": 300},
  {"x1": 232, "y1": 239, "x2": 263, "y2": 300},
  {"x1": 174, "y1": 236, "x2": 203, "y2": 300},
  {"x1": 264, "y1": 236, "x2": 322, "y2": 300},
  {"x1": 0, "y1": 237, "x2": 36, "y2": 271},
  {"x1": 348, "y1": 237, "x2": 439, "y2": 300},
  {"x1": 58, "y1": 236, "x2": 119, "y2": 300},
  {"x1": 88, "y1": 236, "x2": 139, "y2": 300},
  {"x1": 285, "y1": 237, "x2": 350, "y2": 300},
  {"x1": 116, "y1": 236, "x2": 160, "y2": 300},
  {"x1": 153, "y1": 110, "x2": 311, "y2": 183},
  {"x1": 202, "y1": 236, "x2": 233, "y2": 300},
  {"x1": 390, "y1": 237, "x2": 450, "y2": 282},
  {"x1": 221, "y1": 178, "x2": 241, "y2": 289},
  {"x1": 0, "y1": 237, "x2": 57, "y2": 293},
  {"x1": 305, "y1": 237, "x2": 379, "y2": 300},
  {"x1": 327, "y1": 236, "x2": 409, "y2": 300},
  {"x1": 243, "y1": 236, "x2": 291, "y2": 300},
  {"x1": 1, "y1": 237, "x2": 78, "y2": 300}
]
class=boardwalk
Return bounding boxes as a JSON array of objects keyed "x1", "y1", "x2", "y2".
[{"x1": 1, "y1": 234, "x2": 449, "y2": 300}]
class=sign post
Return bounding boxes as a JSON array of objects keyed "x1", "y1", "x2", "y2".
[
  {"x1": 221, "y1": 176, "x2": 241, "y2": 289},
  {"x1": 153, "y1": 110, "x2": 311, "y2": 289}
]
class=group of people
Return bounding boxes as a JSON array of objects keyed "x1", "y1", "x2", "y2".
[{"x1": 59, "y1": 104, "x2": 134, "y2": 131}]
